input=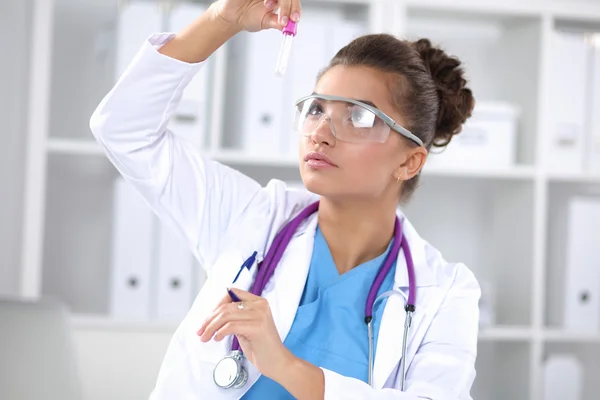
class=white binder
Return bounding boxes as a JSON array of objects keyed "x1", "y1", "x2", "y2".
[
  {"x1": 153, "y1": 219, "x2": 196, "y2": 322},
  {"x1": 167, "y1": 2, "x2": 209, "y2": 149},
  {"x1": 586, "y1": 42, "x2": 600, "y2": 173},
  {"x1": 109, "y1": 178, "x2": 155, "y2": 321},
  {"x1": 563, "y1": 197, "x2": 600, "y2": 331},
  {"x1": 115, "y1": 1, "x2": 162, "y2": 79},
  {"x1": 546, "y1": 31, "x2": 588, "y2": 174},
  {"x1": 240, "y1": 29, "x2": 286, "y2": 154}
]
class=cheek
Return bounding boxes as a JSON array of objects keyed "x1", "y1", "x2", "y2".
[{"x1": 343, "y1": 144, "x2": 394, "y2": 181}]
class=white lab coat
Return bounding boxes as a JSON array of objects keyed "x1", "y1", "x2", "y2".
[{"x1": 90, "y1": 33, "x2": 481, "y2": 400}]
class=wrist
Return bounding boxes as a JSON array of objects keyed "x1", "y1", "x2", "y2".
[
  {"x1": 266, "y1": 345, "x2": 297, "y2": 382},
  {"x1": 270, "y1": 350, "x2": 325, "y2": 400},
  {"x1": 158, "y1": 3, "x2": 240, "y2": 63},
  {"x1": 207, "y1": 2, "x2": 243, "y2": 37}
]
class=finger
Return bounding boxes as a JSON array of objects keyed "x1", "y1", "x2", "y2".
[
  {"x1": 196, "y1": 291, "x2": 233, "y2": 336},
  {"x1": 278, "y1": 0, "x2": 292, "y2": 27},
  {"x1": 289, "y1": 0, "x2": 301, "y2": 22},
  {"x1": 263, "y1": 0, "x2": 278, "y2": 11},
  {"x1": 261, "y1": 12, "x2": 282, "y2": 31},
  {"x1": 198, "y1": 304, "x2": 257, "y2": 342},
  {"x1": 214, "y1": 290, "x2": 234, "y2": 310},
  {"x1": 214, "y1": 320, "x2": 258, "y2": 342}
]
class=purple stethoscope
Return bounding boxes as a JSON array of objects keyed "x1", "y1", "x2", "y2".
[{"x1": 212, "y1": 201, "x2": 417, "y2": 391}]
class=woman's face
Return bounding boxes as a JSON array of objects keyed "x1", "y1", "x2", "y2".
[{"x1": 298, "y1": 65, "x2": 426, "y2": 202}]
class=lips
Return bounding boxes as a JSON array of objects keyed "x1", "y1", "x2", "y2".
[{"x1": 304, "y1": 151, "x2": 338, "y2": 167}]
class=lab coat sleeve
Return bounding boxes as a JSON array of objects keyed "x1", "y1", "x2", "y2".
[
  {"x1": 321, "y1": 264, "x2": 480, "y2": 400},
  {"x1": 89, "y1": 33, "x2": 262, "y2": 268}
]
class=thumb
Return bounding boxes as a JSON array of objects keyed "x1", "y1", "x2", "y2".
[{"x1": 261, "y1": 12, "x2": 283, "y2": 31}]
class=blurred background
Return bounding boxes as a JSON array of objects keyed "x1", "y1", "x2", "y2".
[{"x1": 2, "y1": 0, "x2": 600, "y2": 399}]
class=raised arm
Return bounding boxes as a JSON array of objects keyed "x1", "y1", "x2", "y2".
[{"x1": 89, "y1": 4, "x2": 285, "y2": 268}]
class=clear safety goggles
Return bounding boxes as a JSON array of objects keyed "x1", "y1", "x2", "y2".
[{"x1": 293, "y1": 94, "x2": 424, "y2": 146}]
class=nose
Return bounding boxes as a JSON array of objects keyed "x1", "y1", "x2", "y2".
[{"x1": 310, "y1": 117, "x2": 336, "y2": 147}]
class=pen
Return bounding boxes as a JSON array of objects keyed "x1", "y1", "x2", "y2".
[{"x1": 227, "y1": 289, "x2": 241, "y2": 303}]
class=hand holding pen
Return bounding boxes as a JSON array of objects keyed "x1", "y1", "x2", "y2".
[{"x1": 197, "y1": 287, "x2": 294, "y2": 382}]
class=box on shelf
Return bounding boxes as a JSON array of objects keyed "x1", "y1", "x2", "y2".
[{"x1": 425, "y1": 101, "x2": 520, "y2": 169}]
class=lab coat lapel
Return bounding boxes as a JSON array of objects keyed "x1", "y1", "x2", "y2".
[
  {"x1": 372, "y1": 213, "x2": 439, "y2": 389},
  {"x1": 173, "y1": 215, "x2": 317, "y2": 400},
  {"x1": 261, "y1": 213, "x2": 318, "y2": 343}
]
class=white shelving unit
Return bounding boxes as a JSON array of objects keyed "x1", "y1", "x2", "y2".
[{"x1": 12, "y1": 0, "x2": 600, "y2": 398}]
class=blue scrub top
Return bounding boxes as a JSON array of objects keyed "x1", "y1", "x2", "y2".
[{"x1": 242, "y1": 226, "x2": 397, "y2": 399}]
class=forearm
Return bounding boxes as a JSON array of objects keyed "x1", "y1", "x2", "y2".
[
  {"x1": 158, "y1": 3, "x2": 240, "y2": 63},
  {"x1": 272, "y1": 350, "x2": 325, "y2": 400}
]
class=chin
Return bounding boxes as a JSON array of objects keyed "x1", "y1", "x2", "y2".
[
  {"x1": 301, "y1": 175, "x2": 331, "y2": 196},
  {"x1": 301, "y1": 175, "x2": 344, "y2": 198}
]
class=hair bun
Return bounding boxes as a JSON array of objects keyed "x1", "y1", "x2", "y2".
[{"x1": 412, "y1": 38, "x2": 475, "y2": 147}]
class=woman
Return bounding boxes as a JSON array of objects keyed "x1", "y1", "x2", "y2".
[{"x1": 90, "y1": 0, "x2": 480, "y2": 398}]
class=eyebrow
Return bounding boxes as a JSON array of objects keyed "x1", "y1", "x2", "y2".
[{"x1": 311, "y1": 92, "x2": 379, "y2": 109}]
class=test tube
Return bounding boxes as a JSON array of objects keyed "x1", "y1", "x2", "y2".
[{"x1": 275, "y1": 20, "x2": 297, "y2": 77}]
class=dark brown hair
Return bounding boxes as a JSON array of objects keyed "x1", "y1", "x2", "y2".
[{"x1": 318, "y1": 34, "x2": 475, "y2": 200}]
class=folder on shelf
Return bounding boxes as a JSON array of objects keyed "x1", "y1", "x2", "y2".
[
  {"x1": 167, "y1": 2, "x2": 209, "y2": 149},
  {"x1": 153, "y1": 218, "x2": 197, "y2": 323},
  {"x1": 239, "y1": 30, "x2": 286, "y2": 154},
  {"x1": 586, "y1": 41, "x2": 600, "y2": 173},
  {"x1": 115, "y1": 0, "x2": 162, "y2": 79},
  {"x1": 547, "y1": 31, "x2": 588, "y2": 174},
  {"x1": 109, "y1": 177, "x2": 155, "y2": 321},
  {"x1": 563, "y1": 197, "x2": 600, "y2": 331}
]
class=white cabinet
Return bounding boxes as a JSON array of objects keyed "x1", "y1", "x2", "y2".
[{"x1": 12, "y1": 0, "x2": 600, "y2": 399}]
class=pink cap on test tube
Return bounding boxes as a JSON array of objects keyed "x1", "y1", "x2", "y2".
[{"x1": 282, "y1": 20, "x2": 297, "y2": 36}]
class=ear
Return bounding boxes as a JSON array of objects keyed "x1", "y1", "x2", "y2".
[{"x1": 395, "y1": 146, "x2": 428, "y2": 181}]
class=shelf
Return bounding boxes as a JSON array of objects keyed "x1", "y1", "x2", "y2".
[
  {"x1": 405, "y1": 0, "x2": 544, "y2": 17},
  {"x1": 543, "y1": 329, "x2": 600, "y2": 343},
  {"x1": 422, "y1": 164, "x2": 536, "y2": 180},
  {"x1": 47, "y1": 138, "x2": 105, "y2": 155},
  {"x1": 479, "y1": 326, "x2": 534, "y2": 341},
  {"x1": 547, "y1": 171, "x2": 600, "y2": 183},
  {"x1": 46, "y1": 139, "x2": 538, "y2": 180},
  {"x1": 406, "y1": 0, "x2": 600, "y2": 21}
]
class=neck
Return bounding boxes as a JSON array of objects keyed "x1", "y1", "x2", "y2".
[{"x1": 317, "y1": 196, "x2": 398, "y2": 274}]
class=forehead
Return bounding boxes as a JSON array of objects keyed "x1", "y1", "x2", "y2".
[{"x1": 314, "y1": 65, "x2": 395, "y2": 114}]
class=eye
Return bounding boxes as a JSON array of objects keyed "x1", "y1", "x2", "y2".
[
  {"x1": 307, "y1": 102, "x2": 324, "y2": 116},
  {"x1": 350, "y1": 106, "x2": 376, "y2": 128}
]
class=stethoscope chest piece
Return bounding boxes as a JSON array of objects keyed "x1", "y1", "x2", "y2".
[{"x1": 213, "y1": 350, "x2": 248, "y2": 389}]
